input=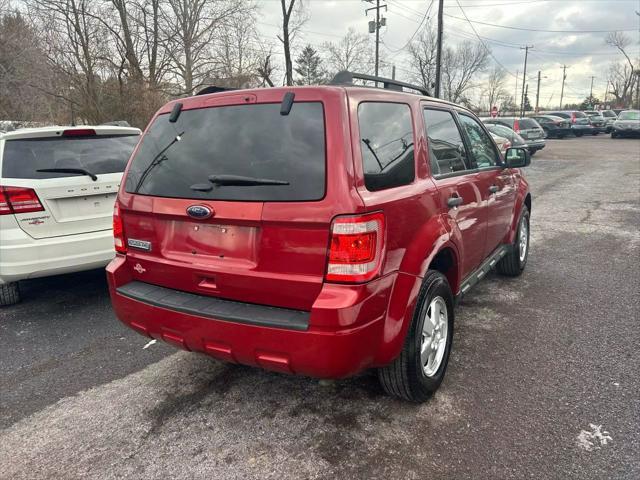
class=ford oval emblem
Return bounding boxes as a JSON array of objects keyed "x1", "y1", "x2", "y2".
[{"x1": 186, "y1": 205, "x2": 213, "y2": 219}]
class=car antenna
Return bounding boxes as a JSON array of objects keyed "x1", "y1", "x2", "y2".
[
  {"x1": 169, "y1": 102, "x2": 183, "y2": 123},
  {"x1": 280, "y1": 92, "x2": 295, "y2": 116}
]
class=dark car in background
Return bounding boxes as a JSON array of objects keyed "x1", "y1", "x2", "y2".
[
  {"x1": 529, "y1": 115, "x2": 571, "y2": 139},
  {"x1": 601, "y1": 110, "x2": 618, "y2": 132},
  {"x1": 545, "y1": 111, "x2": 593, "y2": 137},
  {"x1": 611, "y1": 110, "x2": 640, "y2": 138},
  {"x1": 481, "y1": 117, "x2": 545, "y2": 155},
  {"x1": 484, "y1": 123, "x2": 528, "y2": 150},
  {"x1": 584, "y1": 111, "x2": 607, "y2": 134}
]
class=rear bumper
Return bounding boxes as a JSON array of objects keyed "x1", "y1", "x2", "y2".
[
  {"x1": 107, "y1": 256, "x2": 396, "y2": 378},
  {"x1": 0, "y1": 226, "x2": 114, "y2": 284},
  {"x1": 612, "y1": 127, "x2": 640, "y2": 137},
  {"x1": 526, "y1": 140, "x2": 546, "y2": 151}
]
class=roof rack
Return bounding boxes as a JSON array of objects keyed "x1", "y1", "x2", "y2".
[
  {"x1": 330, "y1": 71, "x2": 431, "y2": 97},
  {"x1": 196, "y1": 85, "x2": 237, "y2": 96}
]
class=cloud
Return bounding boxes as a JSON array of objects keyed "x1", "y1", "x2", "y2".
[{"x1": 259, "y1": 0, "x2": 639, "y2": 105}]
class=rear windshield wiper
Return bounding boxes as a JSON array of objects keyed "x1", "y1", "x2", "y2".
[
  {"x1": 208, "y1": 175, "x2": 289, "y2": 186},
  {"x1": 36, "y1": 167, "x2": 98, "y2": 181},
  {"x1": 133, "y1": 131, "x2": 184, "y2": 193}
]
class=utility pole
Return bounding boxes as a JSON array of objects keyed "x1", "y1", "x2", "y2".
[
  {"x1": 514, "y1": 70, "x2": 519, "y2": 114},
  {"x1": 535, "y1": 71, "x2": 541, "y2": 113},
  {"x1": 392, "y1": 65, "x2": 396, "y2": 80},
  {"x1": 589, "y1": 76, "x2": 596, "y2": 104},
  {"x1": 519, "y1": 45, "x2": 533, "y2": 116},
  {"x1": 434, "y1": 0, "x2": 444, "y2": 98},
  {"x1": 365, "y1": 1, "x2": 387, "y2": 80},
  {"x1": 559, "y1": 65, "x2": 567, "y2": 109}
]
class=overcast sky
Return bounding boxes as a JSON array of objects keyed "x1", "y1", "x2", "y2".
[{"x1": 258, "y1": 0, "x2": 640, "y2": 107}]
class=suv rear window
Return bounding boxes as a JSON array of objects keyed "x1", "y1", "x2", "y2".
[
  {"x1": 2, "y1": 135, "x2": 139, "y2": 180},
  {"x1": 518, "y1": 118, "x2": 539, "y2": 129},
  {"x1": 125, "y1": 103, "x2": 325, "y2": 201}
]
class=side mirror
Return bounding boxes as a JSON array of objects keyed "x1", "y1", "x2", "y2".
[{"x1": 504, "y1": 147, "x2": 531, "y2": 168}]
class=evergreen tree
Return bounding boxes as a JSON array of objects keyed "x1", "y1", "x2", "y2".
[{"x1": 294, "y1": 45, "x2": 327, "y2": 86}]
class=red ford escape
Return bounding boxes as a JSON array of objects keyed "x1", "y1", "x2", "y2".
[{"x1": 108, "y1": 72, "x2": 532, "y2": 402}]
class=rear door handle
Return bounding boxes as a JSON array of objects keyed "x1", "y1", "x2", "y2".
[
  {"x1": 447, "y1": 195, "x2": 463, "y2": 208},
  {"x1": 489, "y1": 185, "x2": 499, "y2": 194}
]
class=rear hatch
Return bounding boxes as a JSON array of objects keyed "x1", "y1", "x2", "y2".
[
  {"x1": 1, "y1": 129, "x2": 140, "y2": 239},
  {"x1": 516, "y1": 118, "x2": 544, "y2": 141},
  {"x1": 572, "y1": 111, "x2": 590, "y2": 126},
  {"x1": 118, "y1": 90, "x2": 354, "y2": 311}
]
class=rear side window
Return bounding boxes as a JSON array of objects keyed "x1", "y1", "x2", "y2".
[
  {"x1": 423, "y1": 108, "x2": 469, "y2": 175},
  {"x1": 550, "y1": 112, "x2": 569, "y2": 119},
  {"x1": 125, "y1": 103, "x2": 326, "y2": 201},
  {"x1": 2, "y1": 135, "x2": 139, "y2": 179},
  {"x1": 357, "y1": 102, "x2": 415, "y2": 191},
  {"x1": 573, "y1": 111, "x2": 587, "y2": 118}
]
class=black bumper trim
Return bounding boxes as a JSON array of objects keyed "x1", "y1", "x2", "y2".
[{"x1": 116, "y1": 281, "x2": 310, "y2": 331}]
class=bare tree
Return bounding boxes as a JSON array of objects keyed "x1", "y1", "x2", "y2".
[
  {"x1": 164, "y1": 0, "x2": 250, "y2": 94},
  {"x1": 278, "y1": 0, "x2": 306, "y2": 86},
  {"x1": 0, "y1": 9, "x2": 65, "y2": 121},
  {"x1": 483, "y1": 65, "x2": 507, "y2": 111},
  {"x1": 323, "y1": 27, "x2": 372, "y2": 77},
  {"x1": 605, "y1": 31, "x2": 638, "y2": 107},
  {"x1": 211, "y1": 9, "x2": 264, "y2": 88},
  {"x1": 257, "y1": 51, "x2": 276, "y2": 87},
  {"x1": 28, "y1": 0, "x2": 114, "y2": 123},
  {"x1": 408, "y1": 27, "x2": 438, "y2": 91},
  {"x1": 441, "y1": 40, "x2": 489, "y2": 104}
]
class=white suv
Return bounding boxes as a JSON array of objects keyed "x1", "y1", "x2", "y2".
[{"x1": 0, "y1": 125, "x2": 140, "y2": 305}]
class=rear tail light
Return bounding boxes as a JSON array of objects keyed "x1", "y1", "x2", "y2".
[
  {"x1": 0, "y1": 186, "x2": 44, "y2": 215},
  {"x1": 326, "y1": 212, "x2": 385, "y2": 283},
  {"x1": 113, "y1": 203, "x2": 127, "y2": 254},
  {"x1": 571, "y1": 112, "x2": 576, "y2": 124},
  {"x1": 513, "y1": 119, "x2": 520, "y2": 133}
]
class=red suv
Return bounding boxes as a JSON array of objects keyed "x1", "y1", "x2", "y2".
[{"x1": 108, "y1": 72, "x2": 532, "y2": 402}]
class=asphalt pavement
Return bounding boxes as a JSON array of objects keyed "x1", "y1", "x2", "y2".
[{"x1": 1, "y1": 135, "x2": 639, "y2": 479}]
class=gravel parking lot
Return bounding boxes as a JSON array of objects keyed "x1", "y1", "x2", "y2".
[{"x1": 1, "y1": 136, "x2": 639, "y2": 479}]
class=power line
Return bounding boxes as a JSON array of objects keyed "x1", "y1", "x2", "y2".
[
  {"x1": 385, "y1": 0, "x2": 435, "y2": 54},
  {"x1": 443, "y1": 13, "x2": 638, "y2": 33},
  {"x1": 453, "y1": 0, "x2": 518, "y2": 78}
]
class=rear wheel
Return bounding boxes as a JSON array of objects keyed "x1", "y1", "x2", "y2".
[
  {"x1": 378, "y1": 270, "x2": 454, "y2": 402},
  {"x1": 497, "y1": 206, "x2": 530, "y2": 277},
  {"x1": 575, "y1": 132, "x2": 583, "y2": 137},
  {"x1": 611, "y1": 131, "x2": 618, "y2": 139},
  {"x1": 0, "y1": 282, "x2": 21, "y2": 306},
  {"x1": 591, "y1": 131, "x2": 598, "y2": 136}
]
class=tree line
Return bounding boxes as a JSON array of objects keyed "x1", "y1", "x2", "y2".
[{"x1": 1, "y1": 0, "x2": 636, "y2": 129}]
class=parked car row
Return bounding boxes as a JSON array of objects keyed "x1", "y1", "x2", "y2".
[{"x1": 479, "y1": 109, "x2": 639, "y2": 149}]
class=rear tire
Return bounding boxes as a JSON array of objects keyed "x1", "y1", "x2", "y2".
[
  {"x1": 378, "y1": 270, "x2": 454, "y2": 402},
  {"x1": 591, "y1": 131, "x2": 598, "y2": 136},
  {"x1": 611, "y1": 131, "x2": 618, "y2": 139},
  {"x1": 575, "y1": 132, "x2": 583, "y2": 137},
  {"x1": 0, "y1": 282, "x2": 21, "y2": 306},
  {"x1": 497, "y1": 206, "x2": 530, "y2": 277}
]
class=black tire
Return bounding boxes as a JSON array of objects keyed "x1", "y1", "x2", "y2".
[
  {"x1": 611, "y1": 131, "x2": 618, "y2": 139},
  {"x1": 575, "y1": 132, "x2": 583, "y2": 137},
  {"x1": 497, "y1": 206, "x2": 530, "y2": 277},
  {"x1": 591, "y1": 131, "x2": 598, "y2": 136},
  {"x1": 558, "y1": 135, "x2": 565, "y2": 139},
  {"x1": 0, "y1": 282, "x2": 20, "y2": 306},
  {"x1": 529, "y1": 150, "x2": 536, "y2": 157},
  {"x1": 378, "y1": 270, "x2": 454, "y2": 402}
]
